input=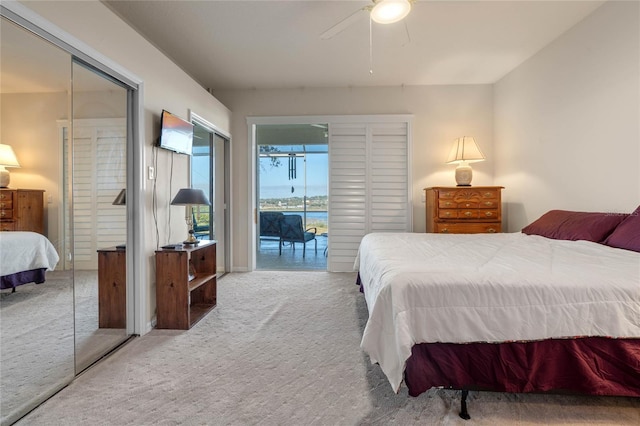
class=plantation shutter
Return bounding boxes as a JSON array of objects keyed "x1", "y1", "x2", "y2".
[
  {"x1": 60, "y1": 119, "x2": 126, "y2": 270},
  {"x1": 327, "y1": 119, "x2": 411, "y2": 272}
]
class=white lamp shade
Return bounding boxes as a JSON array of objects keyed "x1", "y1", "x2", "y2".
[
  {"x1": 370, "y1": 0, "x2": 412, "y2": 24},
  {"x1": 446, "y1": 137, "x2": 486, "y2": 164},
  {"x1": 0, "y1": 144, "x2": 21, "y2": 168}
]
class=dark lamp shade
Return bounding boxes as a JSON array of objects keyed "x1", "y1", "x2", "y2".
[
  {"x1": 112, "y1": 189, "x2": 126, "y2": 206},
  {"x1": 171, "y1": 188, "x2": 211, "y2": 206}
]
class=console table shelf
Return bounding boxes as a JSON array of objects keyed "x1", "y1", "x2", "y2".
[{"x1": 155, "y1": 240, "x2": 216, "y2": 330}]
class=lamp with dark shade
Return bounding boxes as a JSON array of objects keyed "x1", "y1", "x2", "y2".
[
  {"x1": 112, "y1": 188, "x2": 126, "y2": 206},
  {"x1": 171, "y1": 188, "x2": 211, "y2": 245},
  {"x1": 112, "y1": 189, "x2": 127, "y2": 249},
  {"x1": 446, "y1": 136, "x2": 486, "y2": 186}
]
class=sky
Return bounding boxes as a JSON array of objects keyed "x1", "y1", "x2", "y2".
[
  {"x1": 259, "y1": 153, "x2": 328, "y2": 199},
  {"x1": 191, "y1": 151, "x2": 328, "y2": 200}
]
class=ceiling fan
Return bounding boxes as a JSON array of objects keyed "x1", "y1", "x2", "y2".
[{"x1": 320, "y1": 0, "x2": 414, "y2": 40}]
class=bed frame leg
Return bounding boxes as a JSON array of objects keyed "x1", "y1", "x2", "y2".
[{"x1": 459, "y1": 389, "x2": 471, "y2": 420}]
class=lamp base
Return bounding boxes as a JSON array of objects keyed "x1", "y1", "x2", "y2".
[
  {"x1": 0, "y1": 169, "x2": 9, "y2": 188},
  {"x1": 454, "y1": 164, "x2": 473, "y2": 186},
  {"x1": 183, "y1": 230, "x2": 199, "y2": 245}
]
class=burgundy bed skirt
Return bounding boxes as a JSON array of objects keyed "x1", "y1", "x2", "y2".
[
  {"x1": 404, "y1": 337, "x2": 640, "y2": 398},
  {"x1": 356, "y1": 274, "x2": 640, "y2": 398},
  {"x1": 1, "y1": 268, "x2": 46, "y2": 290}
]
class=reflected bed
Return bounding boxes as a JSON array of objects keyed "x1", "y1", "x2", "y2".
[{"x1": 0, "y1": 231, "x2": 59, "y2": 291}]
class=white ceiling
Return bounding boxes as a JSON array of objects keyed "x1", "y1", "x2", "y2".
[{"x1": 103, "y1": 0, "x2": 606, "y2": 91}]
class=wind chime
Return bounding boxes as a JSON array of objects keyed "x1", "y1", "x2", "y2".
[{"x1": 288, "y1": 153, "x2": 297, "y2": 193}]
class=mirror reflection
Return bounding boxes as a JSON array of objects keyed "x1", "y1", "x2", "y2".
[{"x1": 0, "y1": 17, "x2": 131, "y2": 425}]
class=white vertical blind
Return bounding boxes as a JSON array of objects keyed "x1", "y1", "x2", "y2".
[{"x1": 328, "y1": 120, "x2": 410, "y2": 272}]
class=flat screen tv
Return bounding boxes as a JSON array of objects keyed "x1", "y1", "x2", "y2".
[{"x1": 158, "y1": 110, "x2": 194, "y2": 155}]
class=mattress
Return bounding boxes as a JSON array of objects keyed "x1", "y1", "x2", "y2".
[
  {"x1": 355, "y1": 232, "x2": 640, "y2": 392},
  {"x1": 0, "y1": 231, "x2": 59, "y2": 277}
]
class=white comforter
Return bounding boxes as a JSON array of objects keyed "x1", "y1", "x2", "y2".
[
  {"x1": 356, "y1": 232, "x2": 640, "y2": 392},
  {"x1": 0, "y1": 231, "x2": 59, "y2": 276}
]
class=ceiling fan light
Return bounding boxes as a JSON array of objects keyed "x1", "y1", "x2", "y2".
[{"x1": 371, "y1": 0, "x2": 412, "y2": 24}]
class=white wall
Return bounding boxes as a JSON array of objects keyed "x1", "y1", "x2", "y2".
[
  {"x1": 494, "y1": 0, "x2": 640, "y2": 231},
  {"x1": 214, "y1": 85, "x2": 494, "y2": 270},
  {"x1": 19, "y1": 0, "x2": 232, "y2": 331}
]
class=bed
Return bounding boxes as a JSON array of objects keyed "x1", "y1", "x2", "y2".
[
  {"x1": 0, "y1": 231, "x2": 59, "y2": 291},
  {"x1": 355, "y1": 209, "x2": 640, "y2": 418}
]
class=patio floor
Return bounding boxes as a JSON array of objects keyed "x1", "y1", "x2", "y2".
[{"x1": 256, "y1": 235, "x2": 327, "y2": 270}]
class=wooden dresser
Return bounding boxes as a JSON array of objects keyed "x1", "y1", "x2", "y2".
[
  {"x1": 0, "y1": 188, "x2": 45, "y2": 234},
  {"x1": 425, "y1": 186, "x2": 503, "y2": 234}
]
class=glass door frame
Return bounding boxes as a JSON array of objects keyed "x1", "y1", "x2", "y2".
[{"x1": 190, "y1": 111, "x2": 232, "y2": 274}]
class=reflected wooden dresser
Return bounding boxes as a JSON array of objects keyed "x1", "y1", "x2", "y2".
[
  {"x1": 0, "y1": 189, "x2": 45, "y2": 233},
  {"x1": 425, "y1": 186, "x2": 503, "y2": 234}
]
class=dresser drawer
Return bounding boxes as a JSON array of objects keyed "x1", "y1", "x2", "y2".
[
  {"x1": 0, "y1": 191, "x2": 13, "y2": 202},
  {"x1": 0, "y1": 199, "x2": 13, "y2": 210},
  {"x1": 434, "y1": 223, "x2": 501, "y2": 234},
  {"x1": 0, "y1": 209, "x2": 13, "y2": 220},
  {"x1": 0, "y1": 221, "x2": 16, "y2": 231}
]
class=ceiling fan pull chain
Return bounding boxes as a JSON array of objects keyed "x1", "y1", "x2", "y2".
[{"x1": 369, "y1": 16, "x2": 374, "y2": 75}]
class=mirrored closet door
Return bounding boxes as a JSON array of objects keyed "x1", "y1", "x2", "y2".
[{"x1": 0, "y1": 16, "x2": 133, "y2": 425}]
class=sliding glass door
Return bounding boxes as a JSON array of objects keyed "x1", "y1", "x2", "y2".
[
  {"x1": 0, "y1": 14, "x2": 136, "y2": 425},
  {"x1": 191, "y1": 119, "x2": 230, "y2": 274},
  {"x1": 255, "y1": 124, "x2": 328, "y2": 270}
]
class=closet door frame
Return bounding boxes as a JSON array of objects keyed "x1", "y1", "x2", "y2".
[{"x1": 2, "y1": 1, "x2": 147, "y2": 335}]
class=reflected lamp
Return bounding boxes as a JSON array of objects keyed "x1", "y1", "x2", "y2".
[
  {"x1": 446, "y1": 137, "x2": 485, "y2": 186},
  {"x1": 171, "y1": 188, "x2": 211, "y2": 245},
  {"x1": 0, "y1": 144, "x2": 21, "y2": 188}
]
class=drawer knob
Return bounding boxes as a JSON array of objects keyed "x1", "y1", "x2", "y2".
[
  {"x1": 488, "y1": 228, "x2": 497, "y2": 233},
  {"x1": 465, "y1": 203, "x2": 470, "y2": 207},
  {"x1": 484, "y1": 192, "x2": 492, "y2": 197},
  {"x1": 441, "y1": 228, "x2": 449, "y2": 233},
  {"x1": 464, "y1": 211, "x2": 472, "y2": 217},
  {"x1": 485, "y1": 212, "x2": 493, "y2": 217},
  {"x1": 1, "y1": 212, "x2": 5, "y2": 217},
  {"x1": 0, "y1": 203, "x2": 4, "y2": 208},
  {"x1": 445, "y1": 212, "x2": 451, "y2": 217},
  {"x1": 484, "y1": 201, "x2": 493, "y2": 206},
  {"x1": 445, "y1": 202, "x2": 452, "y2": 207}
]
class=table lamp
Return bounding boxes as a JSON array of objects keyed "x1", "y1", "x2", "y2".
[
  {"x1": 446, "y1": 136, "x2": 485, "y2": 186},
  {"x1": 171, "y1": 188, "x2": 211, "y2": 245},
  {"x1": 112, "y1": 189, "x2": 127, "y2": 249},
  {"x1": 0, "y1": 144, "x2": 21, "y2": 188}
]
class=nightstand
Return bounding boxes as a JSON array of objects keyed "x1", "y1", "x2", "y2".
[{"x1": 425, "y1": 186, "x2": 503, "y2": 234}]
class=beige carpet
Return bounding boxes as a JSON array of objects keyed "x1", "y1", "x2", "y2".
[{"x1": 18, "y1": 271, "x2": 639, "y2": 425}]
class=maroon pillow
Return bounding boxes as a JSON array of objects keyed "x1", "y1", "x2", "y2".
[
  {"x1": 603, "y1": 206, "x2": 640, "y2": 252},
  {"x1": 522, "y1": 210, "x2": 628, "y2": 243}
]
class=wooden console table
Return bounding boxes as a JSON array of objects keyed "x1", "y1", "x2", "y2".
[
  {"x1": 97, "y1": 247, "x2": 126, "y2": 328},
  {"x1": 155, "y1": 240, "x2": 217, "y2": 330}
]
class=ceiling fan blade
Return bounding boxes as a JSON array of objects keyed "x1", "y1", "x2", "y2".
[{"x1": 320, "y1": 7, "x2": 370, "y2": 40}]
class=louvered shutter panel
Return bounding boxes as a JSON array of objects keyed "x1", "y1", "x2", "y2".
[
  {"x1": 327, "y1": 119, "x2": 410, "y2": 272},
  {"x1": 328, "y1": 124, "x2": 367, "y2": 272},
  {"x1": 369, "y1": 122, "x2": 409, "y2": 232},
  {"x1": 64, "y1": 119, "x2": 126, "y2": 270}
]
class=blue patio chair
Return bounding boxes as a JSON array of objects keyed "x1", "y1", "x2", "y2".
[
  {"x1": 260, "y1": 212, "x2": 284, "y2": 244},
  {"x1": 279, "y1": 214, "x2": 317, "y2": 258}
]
